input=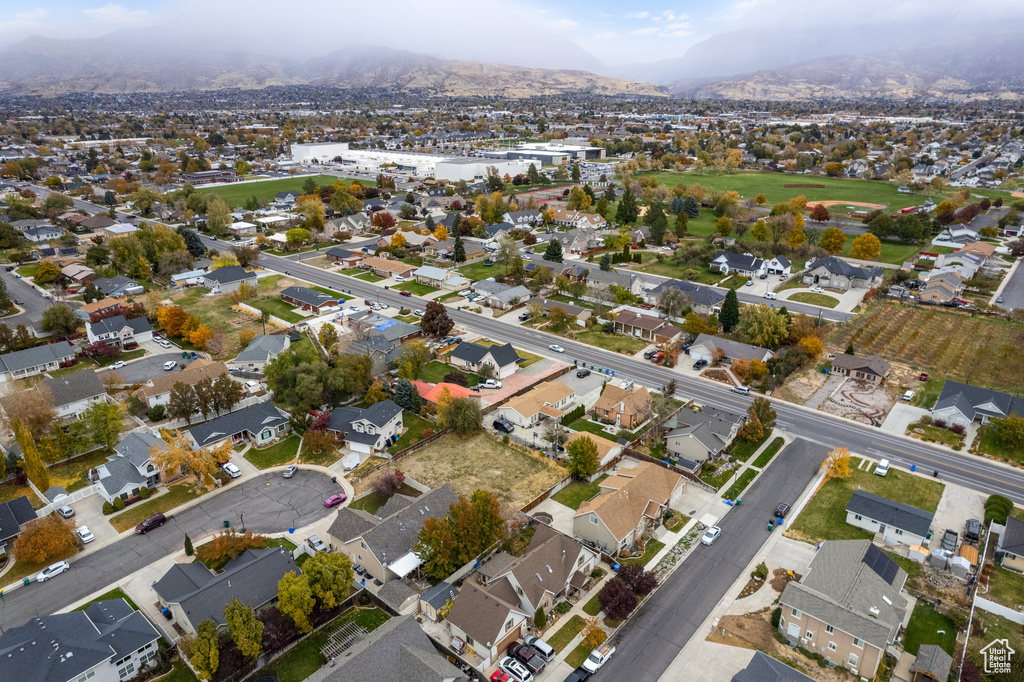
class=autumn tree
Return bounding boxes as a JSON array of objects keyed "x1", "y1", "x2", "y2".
[
  {"x1": 15, "y1": 417, "x2": 49, "y2": 492},
  {"x1": 158, "y1": 305, "x2": 189, "y2": 336},
  {"x1": 421, "y1": 301, "x2": 454, "y2": 338},
  {"x1": 206, "y1": 196, "x2": 231, "y2": 236},
  {"x1": 599, "y1": 576, "x2": 638, "y2": 620},
  {"x1": 748, "y1": 397, "x2": 777, "y2": 432},
  {"x1": 13, "y1": 515, "x2": 78, "y2": 564},
  {"x1": 224, "y1": 598, "x2": 264, "y2": 662},
  {"x1": 81, "y1": 400, "x2": 126, "y2": 450},
  {"x1": 2, "y1": 383, "x2": 55, "y2": 437},
  {"x1": 617, "y1": 563, "x2": 658, "y2": 596},
  {"x1": 372, "y1": 469, "x2": 406, "y2": 501},
  {"x1": 714, "y1": 216, "x2": 733, "y2": 237},
  {"x1": 582, "y1": 617, "x2": 607, "y2": 649},
  {"x1": 809, "y1": 204, "x2": 830, "y2": 222},
  {"x1": 277, "y1": 571, "x2": 315, "y2": 633},
  {"x1": 820, "y1": 226, "x2": 847, "y2": 255},
  {"x1": 822, "y1": 446, "x2": 852, "y2": 481},
  {"x1": 737, "y1": 414, "x2": 764, "y2": 443},
  {"x1": 303, "y1": 552, "x2": 355, "y2": 610},
  {"x1": 799, "y1": 336, "x2": 823, "y2": 357},
  {"x1": 565, "y1": 435, "x2": 599, "y2": 479},
  {"x1": 416, "y1": 490, "x2": 504, "y2": 580},
  {"x1": 41, "y1": 305, "x2": 80, "y2": 337},
  {"x1": 850, "y1": 233, "x2": 882, "y2": 261},
  {"x1": 191, "y1": 619, "x2": 220, "y2": 681},
  {"x1": 736, "y1": 304, "x2": 790, "y2": 349},
  {"x1": 750, "y1": 218, "x2": 770, "y2": 242},
  {"x1": 364, "y1": 380, "x2": 389, "y2": 405},
  {"x1": 437, "y1": 394, "x2": 482, "y2": 435},
  {"x1": 151, "y1": 429, "x2": 228, "y2": 490}
]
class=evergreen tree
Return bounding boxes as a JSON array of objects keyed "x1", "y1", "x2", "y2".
[
  {"x1": 845, "y1": 342, "x2": 855, "y2": 355},
  {"x1": 683, "y1": 195, "x2": 700, "y2": 218},
  {"x1": 177, "y1": 226, "x2": 206, "y2": 257},
  {"x1": 670, "y1": 196, "x2": 684, "y2": 213},
  {"x1": 720, "y1": 289, "x2": 740, "y2": 332},
  {"x1": 527, "y1": 163, "x2": 541, "y2": 184},
  {"x1": 425, "y1": 214, "x2": 435, "y2": 230},
  {"x1": 543, "y1": 237, "x2": 564, "y2": 263},
  {"x1": 615, "y1": 187, "x2": 639, "y2": 225},
  {"x1": 674, "y1": 210, "x2": 689, "y2": 239},
  {"x1": 394, "y1": 378, "x2": 422, "y2": 412},
  {"x1": 571, "y1": 162, "x2": 580, "y2": 182},
  {"x1": 453, "y1": 231, "x2": 466, "y2": 263},
  {"x1": 599, "y1": 254, "x2": 612, "y2": 271},
  {"x1": 649, "y1": 207, "x2": 668, "y2": 245},
  {"x1": 184, "y1": 534, "x2": 194, "y2": 556}
]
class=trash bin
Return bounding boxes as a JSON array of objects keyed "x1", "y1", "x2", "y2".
[
  {"x1": 22, "y1": 577, "x2": 30, "y2": 586},
  {"x1": 223, "y1": 520, "x2": 230, "y2": 528},
  {"x1": 182, "y1": 351, "x2": 188, "y2": 358}
]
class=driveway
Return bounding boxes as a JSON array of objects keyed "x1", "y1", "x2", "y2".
[
  {"x1": 596, "y1": 438, "x2": 827, "y2": 682},
  {"x1": 105, "y1": 352, "x2": 197, "y2": 384},
  {"x1": 0, "y1": 470, "x2": 341, "y2": 629},
  {"x1": 879, "y1": 403, "x2": 929, "y2": 436}
]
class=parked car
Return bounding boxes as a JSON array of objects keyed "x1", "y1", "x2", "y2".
[
  {"x1": 498, "y1": 657, "x2": 533, "y2": 682},
  {"x1": 4, "y1": 265, "x2": 14, "y2": 271},
  {"x1": 323, "y1": 493, "x2": 347, "y2": 507},
  {"x1": 576, "y1": 368, "x2": 591, "y2": 378},
  {"x1": 548, "y1": 344, "x2": 565, "y2": 353},
  {"x1": 965, "y1": 519, "x2": 982, "y2": 544},
  {"x1": 76, "y1": 526, "x2": 95, "y2": 544},
  {"x1": 900, "y1": 390, "x2": 915, "y2": 401},
  {"x1": 222, "y1": 462, "x2": 242, "y2": 478},
  {"x1": 774, "y1": 502, "x2": 791, "y2": 518},
  {"x1": 874, "y1": 459, "x2": 890, "y2": 476},
  {"x1": 941, "y1": 529, "x2": 958, "y2": 552},
  {"x1": 163, "y1": 360, "x2": 177, "y2": 371},
  {"x1": 493, "y1": 417, "x2": 515, "y2": 434},
  {"x1": 763, "y1": 292, "x2": 777, "y2": 300},
  {"x1": 643, "y1": 348, "x2": 657, "y2": 360},
  {"x1": 519, "y1": 312, "x2": 530, "y2": 321},
  {"x1": 563, "y1": 668, "x2": 593, "y2": 682},
  {"x1": 110, "y1": 360, "x2": 127, "y2": 369},
  {"x1": 283, "y1": 464, "x2": 298, "y2": 478},
  {"x1": 399, "y1": 290, "x2": 412, "y2": 297},
  {"x1": 135, "y1": 513, "x2": 167, "y2": 534},
  {"x1": 581, "y1": 643, "x2": 615, "y2": 673},
  {"x1": 413, "y1": 309, "x2": 425, "y2": 316},
  {"x1": 701, "y1": 526, "x2": 722, "y2": 546},
  {"x1": 508, "y1": 642, "x2": 545, "y2": 675},
  {"x1": 480, "y1": 379, "x2": 502, "y2": 389},
  {"x1": 745, "y1": 279, "x2": 754, "y2": 287},
  {"x1": 810, "y1": 286, "x2": 825, "y2": 293},
  {"x1": 37, "y1": 561, "x2": 71, "y2": 582},
  {"x1": 524, "y1": 636, "x2": 555, "y2": 662},
  {"x1": 491, "y1": 672, "x2": 512, "y2": 682},
  {"x1": 57, "y1": 505, "x2": 75, "y2": 519},
  {"x1": 692, "y1": 358, "x2": 709, "y2": 370},
  {"x1": 156, "y1": 338, "x2": 172, "y2": 349},
  {"x1": 394, "y1": 277, "x2": 407, "y2": 283},
  {"x1": 650, "y1": 351, "x2": 665, "y2": 363},
  {"x1": 307, "y1": 535, "x2": 327, "y2": 552}
]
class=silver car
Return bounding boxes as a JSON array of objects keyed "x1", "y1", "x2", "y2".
[
  {"x1": 701, "y1": 526, "x2": 722, "y2": 546},
  {"x1": 38, "y1": 560, "x2": 71, "y2": 582}
]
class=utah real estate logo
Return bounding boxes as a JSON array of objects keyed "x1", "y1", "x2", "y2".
[{"x1": 980, "y1": 638, "x2": 1015, "y2": 675}]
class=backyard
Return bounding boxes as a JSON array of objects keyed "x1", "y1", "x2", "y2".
[
  {"x1": 378, "y1": 432, "x2": 567, "y2": 509},
  {"x1": 829, "y1": 301, "x2": 1024, "y2": 393},
  {"x1": 550, "y1": 474, "x2": 609, "y2": 510},
  {"x1": 457, "y1": 261, "x2": 501, "y2": 282},
  {"x1": 986, "y1": 564, "x2": 1024, "y2": 609},
  {"x1": 197, "y1": 175, "x2": 357, "y2": 208},
  {"x1": 903, "y1": 602, "x2": 957, "y2": 655},
  {"x1": 786, "y1": 457, "x2": 945, "y2": 544},
  {"x1": 348, "y1": 483, "x2": 421, "y2": 515},
  {"x1": 387, "y1": 412, "x2": 433, "y2": 454}
]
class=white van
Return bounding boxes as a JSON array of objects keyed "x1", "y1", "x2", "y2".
[
  {"x1": 731, "y1": 386, "x2": 751, "y2": 396},
  {"x1": 763, "y1": 292, "x2": 777, "y2": 300}
]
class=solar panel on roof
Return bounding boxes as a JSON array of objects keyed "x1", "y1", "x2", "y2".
[{"x1": 862, "y1": 543, "x2": 899, "y2": 585}]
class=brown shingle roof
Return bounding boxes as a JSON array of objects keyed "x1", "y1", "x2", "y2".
[
  {"x1": 446, "y1": 582, "x2": 524, "y2": 648},
  {"x1": 502, "y1": 381, "x2": 574, "y2": 421},
  {"x1": 564, "y1": 431, "x2": 618, "y2": 461},
  {"x1": 829, "y1": 354, "x2": 891, "y2": 377},
  {"x1": 132, "y1": 359, "x2": 229, "y2": 402},
  {"x1": 80, "y1": 297, "x2": 123, "y2": 314},
  {"x1": 592, "y1": 385, "x2": 652, "y2": 421},
  {"x1": 575, "y1": 462, "x2": 682, "y2": 541}
]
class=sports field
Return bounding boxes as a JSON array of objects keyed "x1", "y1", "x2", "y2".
[{"x1": 198, "y1": 174, "x2": 363, "y2": 208}]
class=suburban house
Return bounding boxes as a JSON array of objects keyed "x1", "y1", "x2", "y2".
[
  {"x1": 327, "y1": 484, "x2": 459, "y2": 586},
  {"x1": 644, "y1": 279, "x2": 725, "y2": 317},
  {"x1": 154, "y1": 548, "x2": 300, "y2": 635},
  {"x1": 473, "y1": 281, "x2": 532, "y2": 310},
  {"x1": 325, "y1": 246, "x2": 363, "y2": 267},
  {"x1": 802, "y1": 256, "x2": 884, "y2": 291},
  {"x1": 931, "y1": 380, "x2": 1024, "y2": 428},
  {"x1": 732, "y1": 652, "x2": 815, "y2": 682},
  {"x1": 326, "y1": 213, "x2": 371, "y2": 234},
  {"x1": 996, "y1": 516, "x2": 1024, "y2": 572},
  {"x1": 61, "y1": 263, "x2": 95, "y2": 285},
  {"x1": 446, "y1": 582, "x2": 529, "y2": 669},
  {"x1": 497, "y1": 381, "x2": 576, "y2": 428},
  {"x1": 230, "y1": 221, "x2": 257, "y2": 237},
  {"x1": 613, "y1": 310, "x2": 683, "y2": 344},
  {"x1": 75, "y1": 296, "x2": 124, "y2": 321},
  {"x1": 79, "y1": 214, "x2": 117, "y2": 231},
  {"x1": 829, "y1": 354, "x2": 891, "y2": 385},
  {"x1": 573, "y1": 461, "x2": 684, "y2": 556},
  {"x1": 22, "y1": 224, "x2": 63, "y2": 242},
  {"x1": 593, "y1": 384, "x2": 652, "y2": 429},
  {"x1": 564, "y1": 431, "x2": 622, "y2": 467},
  {"x1": 326, "y1": 400, "x2": 404, "y2": 458},
  {"x1": 551, "y1": 209, "x2": 607, "y2": 230},
  {"x1": 779, "y1": 540, "x2": 909, "y2": 677},
  {"x1": 27, "y1": 370, "x2": 106, "y2": 421},
  {"x1": 919, "y1": 272, "x2": 964, "y2": 304},
  {"x1": 186, "y1": 401, "x2": 290, "y2": 449},
  {"x1": 413, "y1": 265, "x2": 469, "y2": 290},
  {"x1": 0, "y1": 598, "x2": 161, "y2": 682},
  {"x1": 846, "y1": 490, "x2": 933, "y2": 546},
  {"x1": 476, "y1": 524, "x2": 598, "y2": 618},
  {"x1": 234, "y1": 334, "x2": 290, "y2": 371},
  {"x1": 665, "y1": 406, "x2": 746, "y2": 471},
  {"x1": 0, "y1": 341, "x2": 78, "y2": 382},
  {"x1": 449, "y1": 341, "x2": 520, "y2": 379},
  {"x1": 91, "y1": 275, "x2": 142, "y2": 297},
  {"x1": 321, "y1": 615, "x2": 467, "y2": 682},
  {"x1": 0, "y1": 496, "x2": 36, "y2": 557},
  {"x1": 202, "y1": 266, "x2": 257, "y2": 294},
  {"x1": 86, "y1": 315, "x2": 154, "y2": 348},
  {"x1": 94, "y1": 431, "x2": 173, "y2": 504},
  {"x1": 711, "y1": 251, "x2": 765, "y2": 278},
  {"x1": 132, "y1": 359, "x2": 229, "y2": 409},
  {"x1": 503, "y1": 209, "x2": 541, "y2": 225},
  {"x1": 426, "y1": 238, "x2": 486, "y2": 260},
  {"x1": 280, "y1": 286, "x2": 339, "y2": 314},
  {"x1": 410, "y1": 381, "x2": 482, "y2": 406},
  {"x1": 765, "y1": 255, "x2": 792, "y2": 277},
  {"x1": 529, "y1": 297, "x2": 592, "y2": 326},
  {"x1": 688, "y1": 334, "x2": 774, "y2": 365},
  {"x1": 359, "y1": 256, "x2": 417, "y2": 279}
]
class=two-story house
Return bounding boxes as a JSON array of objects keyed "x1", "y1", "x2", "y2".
[
  {"x1": 665, "y1": 406, "x2": 746, "y2": 471},
  {"x1": 593, "y1": 384, "x2": 652, "y2": 429},
  {"x1": 94, "y1": 431, "x2": 174, "y2": 504},
  {"x1": 326, "y1": 400, "x2": 404, "y2": 459},
  {"x1": 86, "y1": 315, "x2": 154, "y2": 348},
  {"x1": 132, "y1": 359, "x2": 230, "y2": 410}
]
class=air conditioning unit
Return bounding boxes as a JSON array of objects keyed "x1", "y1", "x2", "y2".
[
  {"x1": 827, "y1": 661, "x2": 836, "y2": 669},
  {"x1": 851, "y1": 668, "x2": 858, "y2": 676},
  {"x1": 800, "y1": 638, "x2": 808, "y2": 645}
]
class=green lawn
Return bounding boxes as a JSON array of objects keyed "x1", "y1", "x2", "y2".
[
  {"x1": 72, "y1": 587, "x2": 139, "y2": 612},
  {"x1": 572, "y1": 330, "x2": 648, "y2": 354},
  {"x1": 197, "y1": 175, "x2": 354, "y2": 208},
  {"x1": 567, "y1": 643, "x2": 598, "y2": 669},
  {"x1": 568, "y1": 418, "x2": 619, "y2": 442},
  {"x1": 638, "y1": 261, "x2": 723, "y2": 284},
  {"x1": 110, "y1": 483, "x2": 205, "y2": 532},
  {"x1": 787, "y1": 458, "x2": 945, "y2": 544},
  {"x1": 95, "y1": 348, "x2": 146, "y2": 367},
  {"x1": 245, "y1": 435, "x2": 300, "y2": 469},
  {"x1": 387, "y1": 412, "x2": 434, "y2": 454},
  {"x1": 548, "y1": 614, "x2": 586, "y2": 653},
  {"x1": 348, "y1": 483, "x2": 421, "y2": 515},
  {"x1": 720, "y1": 275, "x2": 751, "y2": 290},
  {"x1": 911, "y1": 376, "x2": 945, "y2": 409},
  {"x1": 908, "y1": 424, "x2": 962, "y2": 447},
  {"x1": 393, "y1": 281, "x2": 439, "y2": 296},
  {"x1": 16, "y1": 264, "x2": 39, "y2": 278},
  {"x1": 977, "y1": 428, "x2": 1022, "y2": 464},
  {"x1": 723, "y1": 469, "x2": 757, "y2": 500},
  {"x1": 729, "y1": 432, "x2": 770, "y2": 462},
  {"x1": 248, "y1": 296, "x2": 306, "y2": 323},
  {"x1": 788, "y1": 292, "x2": 840, "y2": 308},
  {"x1": 903, "y1": 602, "x2": 957, "y2": 655},
  {"x1": 621, "y1": 539, "x2": 665, "y2": 567},
  {"x1": 699, "y1": 461, "x2": 741, "y2": 490},
  {"x1": 341, "y1": 268, "x2": 364, "y2": 276},
  {"x1": 551, "y1": 475, "x2": 609, "y2": 510},
  {"x1": 457, "y1": 261, "x2": 500, "y2": 281},
  {"x1": 752, "y1": 437, "x2": 785, "y2": 469},
  {"x1": 354, "y1": 271, "x2": 386, "y2": 282},
  {"x1": 435, "y1": 291, "x2": 462, "y2": 303},
  {"x1": 162, "y1": 660, "x2": 199, "y2": 682},
  {"x1": 987, "y1": 565, "x2": 1024, "y2": 609},
  {"x1": 420, "y1": 360, "x2": 479, "y2": 386},
  {"x1": 48, "y1": 362, "x2": 93, "y2": 377},
  {"x1": 582, "y1": 592, "x2": 602, "y2": 616},
  {"x1": 476, "y1": 338, "x2": 544, "y2": 367}
]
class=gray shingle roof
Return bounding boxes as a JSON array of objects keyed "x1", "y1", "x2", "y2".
[
  {"x1": 0, "y1": 496, "x2": 35, "y2": 543},
  {"x1": 91, "y1": 275, "x2": 136, "y2": 295},
  {"x1": 204, "y1": 265, "x2": 256, "y2": 285},
  {"x1": 933, "y1": 380, "x2": 1024, "y2": 421},
  {"x1": 450, "y1": 341, "x2": 519, "y2": 367},
  {"x1": 187, "y1": 401, "x2": 289, "y2": 447},
  {"x1": 713, "y1": 250, "x2": 763, "y2": 272},
  {"x1": 1002, "y1": 516, "x2": 1024, "y2": 557},
  {"x1": 807, "y1": 256, "x2": 883, "y2": 281},
  {"x1": 326, "y1": 400, "x2": 403, "y2": 445},
  {"x1": 691, "y1": 333, "x2": 773, "y2": 362},
  {"x1": 96, "y1": 432, "x2": 169, "y2": 498},
  {"x1": 281, "y1": 286, "x2": 336, "y2": 307},
  {"x1": 732, "y1": 651, "x2": 815, "y2": 682},
  {"x1": 88, "y1": 314, "x2": 153, "y2": 337},
  {"x1": 648, "y1": 279, "x2": 725, "y2": 309},
  {"x1": 0, "y1": 341, "x2": 77, "y2": 375},
  {"x1": 846, "y1": 490, "x2": 933, "y2": 537},
  {"x1": 909, "y1": 645, "x2": 954, "y2": 681},
  {"x1": 830, "y1": 354, "x2": 891, "y2": 377},
  {"x1": 235, "y1": 335, "x2": 289, "y2": 364},
  {"x1": 40, "y1": 369, "x2": 105, "y2": 408},
  {"x1": 421, "y1": 581, "x2": 459, "y2": 609}
]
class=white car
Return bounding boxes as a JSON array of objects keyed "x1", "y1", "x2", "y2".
[
  {"x1": 393, "y1": 276, "x2": 407, "y2": 283},
  {"x1": 413, "y1": 309, "x2": 425, "y2": 316},
  {"x1": 701, "y1": 526, "x2": 722, "y2": 546},
  {"x1": 874, "y1": 459, "x2": 890, "y2": 477},
  {"x1": 222, "y1": 463, "x2": 242, "y2": 478},
  {"x1": 548, "y1": 344, "x2": 565, "y2": 353},
  {"x1": 745, "y1": 279, "x2": 754, "y2": 286},
  {"x1": 479, "y1": 379, "x2": 502, "y2": 389},
  {"x1": 110, "y1": 360, "x2": 127, "y2": 369},
  {"x1": 245, "y1": 380, "x2": 259, "y2": 390},
  {"x1": 498, "y1": 656, "x2": 533, "y2": 682},
  {"x1": 763, "y1": 292, "x2": 777, "y2": 300},
  {"x1": 163, "y1": 360, "x2": 177, "y2": 371},
  {"x1": 810, "y1": 286, "x2": 824, "y2": 293},
  {"x1": 900, "y1": 390, "x2": 915, "y2": 401},
  {"x1": 156, "y1": 339, "x2": 172, "y2": 348},
  {"x1": 37, "y1": 561, "x2": 70, "y2": 582},
  {"x1": 76, "y1": 526, "x2": 95, "y2": 544}
]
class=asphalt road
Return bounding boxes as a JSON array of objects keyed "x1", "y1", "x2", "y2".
[
  {"x1": 0, "y1": 267, "x2": 51, "y2": 330},
  {"x1": 224, "y1": 240, "x2": 1024, "y2": 504},
  {"x1": 597, "y1": 439, "x2": 827, "y2": 682},
  {"x1": 102, "y1": 352, "x2": 197, "y2": 383},
  {"x1": 994, "y1": 261, "x2": 1024, "y2": 311},
  {"x1": 0, "y1": 469, "x2": 341, "y2": 629}
]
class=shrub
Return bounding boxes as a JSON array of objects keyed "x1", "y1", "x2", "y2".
[
  {"x1": 590, "y1": 567, "x2": 606, "y2": 579},
  {"x1": 147, "y1": 405, "x2": 166, "y2": 421},
  {"x1": 985, "y1": 495, "x2": 1014, "y2": 524},
  {"x1": 598, "y1": 577, "x2": 637, "y2": 620},
  {"x1": 503, "y1": 434, "x2": 510, "y2": 445},
  {"x1": 751, "y1": 562, "x2": 769, "y2": 581},
  {"x1": 933, "y1": 418, "x2": 947, "y2": 429},
  {"x1": 950, "y1": 423, "x2": 966, "y2": 435},
  {"x1": 399, "y1": 308, "x2": 411, "y2": 315},
  {"x1": 771, "y1": 607, "x2": 782, "y2": 628},
  {"x1": 359, "y1": 592, "x2": 371, "y2": 606},
  {"x1": 112, "y1": 497, "x2": 125, "y2": 511},
  {"x1": 139, "y1": 486, "x2": 151, "y2": 499},
  {"x1": 556, "y1": 601, "x2": 572, "y2": 614},
  {"x1": 617, "y1": 564, "x2": 658, "y2": 597},
  {"x1": 102, "y1": 501, "x2": 114, "y2": 515},
  {"x1": 535, "y1": 609, "x2": 547, "y2": 628},
  {"x1": 918, "y1": 414, "x2": 933, "y2": 426},
  {"x1": 196, "y1": 530, "x2": 270, "y2": 571},
  {"x1": 947, "y1": 607, "x2": 968, "y2": 631}
]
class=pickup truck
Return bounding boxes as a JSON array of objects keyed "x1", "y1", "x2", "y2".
[{"x1": 582, "y1": 643, "x2": 615, "y2": 673}]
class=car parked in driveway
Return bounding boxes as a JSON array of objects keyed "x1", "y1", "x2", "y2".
[
  {"x1": 57, "y1": 505, "x2": 75, "y2": 519},
  {"x1": 810, "y1": 286, "x2": 824, "y2": 293},
  {"x1": 222, "y1": 462, "x2": 242, "y2": 478},
  {"x1": 480, "y1": 379, "x2": 502, "y2": 389},
  {"x1": 76, "y1": 526, "x2": 95, "y2": 544},
  {"x1": 493, "y1": 417, "x2": 515, "y2": 434},
  {"x1": 524, "y1": 636, "x2": 554, "y2": 662},
  {"x1": 323, "y1": 493, "x2": 347, "y2": 507},
  {"x1": 498, "y1": 657, "x2": 533, "y2": 682},
  {"x1": 576, "y1": 368, "x2": 591, "y2": 378},
  {"x1": 508, "y1": 641, "x2": 545, "y2": 675},
  {"x1": 37, "y1": 560, "x2": 70, "y2": 582},
  {"x1": 693, "y1": 358, "x2": 709, "y2": 370},
  {"x1": 307, "y1": 535, "x2": 327, "y2": 552}
]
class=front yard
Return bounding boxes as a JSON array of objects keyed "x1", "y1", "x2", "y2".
[
  {"x1": 393, "y1": 281, "x2": 439, "y2": 296},
  {"x1": 620, "y1": 538, "x2": 666, "y2": 567},
  {"x1": 787, "y1": 292, "x2": 840, "y2": 308},
  {"x1": 108, "y1": 483, "x2": 207, "y2": 533},
  {"x1": 786, "y1": 457, "x2": 945, "y2": 544},
  {"x1": 571, "y1": 330, "x2": 649, "y2": 354},
  {"x1": 976, "y1": 428, "x2": 1023, "y2": 465},
  {"x1": 245, "y1": 435, "x2": 301, "y2": 469}
]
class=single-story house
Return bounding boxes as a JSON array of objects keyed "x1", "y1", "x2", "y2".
[
  {"x1": 449, "y1": 341, "x2": 520, "y2": 379},
  {"x1": 326, "y1": 399, "x2": 404, "y2": 457},
  {"x1": 202, "y1": 266, "x2": 257, "y2": 294},
  {"x1": 732, "y1": 652, "x2": 816, "y2": 682},
  {"x1": 360, "y1": 257, "x2": 417, "y2": 279},
  {"x1": 281, "y1": 286, "x2": 338, "y2": 314},
  {"x1": 931, "y1": 380, "x2": 1024, "y2": 428},
  {"x1": 846, "y1": 490, "x2": 933, "y2": 546},
  {"x1": 94, "y1": 431, "x2": 173, "y2": 503},
  {"x1": 171, "y1": 268, "x2": 208, "y2": 287},
  {"x1": 91, "y1": 275, "x2": 141, "y2": 297},
  {"x1": 996, "y1": 516, "x2": 1024, "y2": 573},
  {"x1": 446, "y1": 583, "x2": 529, "y2": 669},
  {"x1": 498, "y1": 381, "x2": 575, "y2": 428},
  {"x1": 563, "y1": 431, "x2": 622, "y2": 467},
  {"x1": 573, "y1": 462, "x2": 684, "y2": 556},
  {"x1": 711, "y1": 251, "x2": 765, "y2": 278},
  {"x1": 79, "y1": 214, "x2": 117, "y2": 231},
  {"x1": 802, "y1": 256, "x2": 884, "y2": 292},
  {"x1": 132, "y1": 359, "x2": 229, "y2": 409},
  {"x1": 186, "y1": 401, "x2": 290, "y2": 449},
  {"x1": 644, "y1": 279, "x2": 725, "y2": 317},
  {"x1": 230, "y1": 221, "x2": 257, "y2": 237},
  {"x1": 688, "y1": 333, "x2": 774, "y2": 365},
  {"x1": 613, "y1": 310, "x2": 683, "y2": 344},
  {"x1": 593, "y1": 384, "x2": 652, "y2": 429},
  {"x1": 474, "y1": 281, "x2": 532, "y2": 310},
  {"x1": 325, "y1": 247, "x2": 363, "y2": 267},
  {"x1": 665, "y1": 406, "x2": 746, "y2": 470},
  {"x1": 234, "y1": 334, "x2": 290, "y2": 372},
  {"x1": 61, "y1": 263, "x2": 95, "y2": 284},
  {"x1": 413, "y1": 265, "x2": 452, "y2": 288},
  {"x1": 154, "y1": 547, "x2": 300, "y2": 635},
  {"x1": 0, "y1": 496, "x2": 36, "y2": 557},
  {"x1": 829, "y1": 354, "x2": 891, "y2": 385},
  {"x1": 529, "y1": 297, "x2": 591, "y2": 326},
  {"x1": 0, "y1": 341, "x2": 78, "y2": 382},
  {"x1": 86, "y1": 314, "x2": 153, "y2": 348},
  {"x1": 22, "y1": 224, "x2": 63, "y2": 243}
]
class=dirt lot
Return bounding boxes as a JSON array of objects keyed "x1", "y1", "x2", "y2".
[
  {"x1": 820, "y1": 378, "x2": 895, "y2": 425},
  {"x1": 774, "y1": 365, "x2": 829, "y2": 404},
  {"x1": 829, "y1": 301, "x2": 1024, "y2": 393},
  {"x1": 384, "y1": 432, "x2": 568, "y2": 510}
]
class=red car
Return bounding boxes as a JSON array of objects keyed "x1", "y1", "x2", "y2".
[
  {"x1": 491, "y1": 672, "x2": 512, "y2": 682},
  {"x1": 400, "y1": 290, "x2": 412, "y2": 297},
  {"x1": 323, "y1": 493, "x2": 347, "y2": 507}
]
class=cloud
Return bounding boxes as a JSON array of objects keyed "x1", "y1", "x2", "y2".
[
  {"x1": 83, "y1": 4, "x2": 161, "y2": 28},
  {"x1": 629, "y1": 27, "x2": 661, "y2": 36},
  {"x1": 593, "y1": 32, "x2": 618, "y2": 39},
  {"x1": 15, "y1": 9, "x2": 46, "y2": 21},
  {"x1": 625, "y1": 11, "x2": 650, "y2": 19},
  {"x1": 546, "y1": 17, "x2": 580, "y2": 30}
]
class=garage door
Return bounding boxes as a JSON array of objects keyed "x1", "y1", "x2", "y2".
[{"x1": 690, "y1": 347, "x2": 712, "y2": 363}]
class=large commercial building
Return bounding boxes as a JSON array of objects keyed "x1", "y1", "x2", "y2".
[
  {"x1": 292, "y1": 142, "x2": 529, "y2": 180},
  {"x1": 434, "y1": 158, "x2": 531, "y2": 181}
]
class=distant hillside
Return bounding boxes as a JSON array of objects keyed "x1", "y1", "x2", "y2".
[{"x1": 0, "y1": 39, "x2": 666, "y2": 98}]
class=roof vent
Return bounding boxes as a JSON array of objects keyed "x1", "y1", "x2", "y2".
[
  {"x1": 869, "y1": 606, "x2": 880, "y2": 617},
  {"x1": 546, "y1": 565, "x2": 552, "y2": 574},
  {"x1": 535, "y1": 573, "x2": 543, "y2": 583}
]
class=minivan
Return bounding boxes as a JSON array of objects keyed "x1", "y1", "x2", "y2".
[
  {"x1": 163, "y1": 360, "x2": 177, "y2": 371},
  {"x1": 731, "y1": 386, "x2": 750, "y2": 396}
]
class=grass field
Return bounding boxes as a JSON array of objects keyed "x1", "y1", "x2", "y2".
[
  {"x1": 752, "y1": 437, "x2": 786, "y2": 469},
  {"x1": 551, "y1": 475, "x2": 609, "y2": 510},
  {"x1": 458, "y1": 261, "x2": 500, "y2": 281},
  {"x1": 987, "y1": 564, "x2": 1024, "y2": 609},
  {"x1": 421, "y1": 360, "x2": 479, "y2": 386},
  {"x1": 387, "y1": 412, "x2": 433, "y2": 454},
  {"x1": 903, "y1": 602, "x2": 957, "y2": 655},
  {"x1": 354, "y1": 271, "x2": 385, "y2": 282},
  {"x1": 788, "y1": 292, "x2": 840, "y2": 308},
  {"x1": 0, "y1": 480, "x2": 42, "y2": 507},
  {"x1": 787, "y1": 458, "x2": 945, "y2": 544},
  {"x1": 638, "y1": 261, "x2": 723, "y2": 284},
  {"x1": 381, "y1": 432, "x2": 567, "y2": 509},
  {"x1": 197, "y1": 175, "x2": 358, "y2": 208},
  {"x1": 571, "y1": 330, "x2": 648, "y2": 354},
  {"x1": 976, "y1": 428, "x2": 1022, "y2": 464},
  {"x1": 393, "y1": 281, "x2": 439, "y2": 296},
  {"x1": 245, "y1": 435, "x2": 300, "y2": 469},
  {"x1": 829, "y1": 301, "x2": 1024, "y2": 393}
]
